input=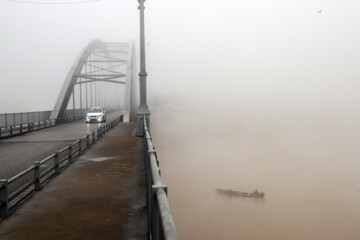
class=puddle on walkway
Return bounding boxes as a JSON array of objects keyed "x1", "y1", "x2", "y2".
[{"x1": 84, "y1": 157, "x2": 119, "y2": 162}]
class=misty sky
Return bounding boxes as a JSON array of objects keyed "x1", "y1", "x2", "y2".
[
  {"x1": 1, "y1": 1, "x2": 360, "y2": 238},
  {"x1": 0, "y1": 0, "x2": 360, "y2": 115}
]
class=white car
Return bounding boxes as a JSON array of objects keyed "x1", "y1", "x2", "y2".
[{"x1": 86, "y1": 107, "x2": 106, "y2": 123}]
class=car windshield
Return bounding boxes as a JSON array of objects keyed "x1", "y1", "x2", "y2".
[{"x1": 89, "y1": 108, "x2": 102, "y2": 113}]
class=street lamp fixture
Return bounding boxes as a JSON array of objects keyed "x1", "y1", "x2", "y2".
[{"x1": 137, "y1": 0, "x2": 150, "y2": 136}]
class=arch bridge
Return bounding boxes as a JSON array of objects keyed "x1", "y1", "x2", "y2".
[
  {"x1": 50, "y1": 39, "x2": 136, "y2": 123},
  {"x1": 0, "y1": 39, "x2": 179, "y2": 240}
]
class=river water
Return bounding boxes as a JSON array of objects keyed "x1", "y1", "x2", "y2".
[{"x1": 151, "y1": 101, "x2": 360, "y2": 240}]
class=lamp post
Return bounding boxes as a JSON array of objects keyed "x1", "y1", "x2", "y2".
[{"x1": 137, "y1": 0, "x2": 150, "y2": 136}]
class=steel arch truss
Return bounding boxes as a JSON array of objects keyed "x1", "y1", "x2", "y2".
[{"x1": 50, "y1": 39, "x2": 134, "y2": 122}]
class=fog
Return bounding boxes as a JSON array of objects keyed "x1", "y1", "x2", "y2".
[
  {"x1": 1, "y1": 0, "x2": 360, "y2": 239},
  {"x1": 0, "y1": 0, "x2": 138, "y2": 112}
]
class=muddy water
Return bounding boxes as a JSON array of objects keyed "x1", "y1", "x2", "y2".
[{"x1": 151, "y1": 103, "x2": 360, "y2": 240}]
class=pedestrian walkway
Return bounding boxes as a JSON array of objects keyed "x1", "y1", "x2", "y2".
[{"x1": 0, "y1": 122, "x2": 147, "y2": 240}]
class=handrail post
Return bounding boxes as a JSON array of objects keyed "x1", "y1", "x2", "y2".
[
  {"x1": 146, "y1": 150, "x2": 152, "y2": 236},
  {"x1": 92, "y1": 131, "x2": 95, "y2": 143},
  {"x1": 86, "y1": 134, "x2": 90, "y2": 148},
  {"x1": 151, "y1": 187, "x2": 161, "y2": 240},
  {"x1": 54, "y1": 151, "x2": 60, "y2": 174},
  {"x1": 10, "y1": 126, "x2": 12, "y2": 136},
  {"x1": 20, "y1": 124, "x2": 23, "y2": 133},
  {"x1": 78, "y1": 139, "x2": 82, "y2": 155},
  {"x1": 68, "y1": 144, "x2": 73, "y2": 163},
  {"x1": 34, "y1": 161, "x2": 42, "y2": 191},
  {"x1": 0, "y1": 179, "x2": 9, "y2": 218}
]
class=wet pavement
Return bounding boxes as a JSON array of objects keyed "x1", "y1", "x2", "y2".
[
  {"x1": 0, "y1": 122, "x2": 147, "y2": 240},
  {"x1": 0, "y1": 111, "x2": 122, "y2": 180}
]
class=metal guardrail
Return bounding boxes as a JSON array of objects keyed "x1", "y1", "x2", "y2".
[
  {"x1": 143, "y1": 115, "x2": 179, "y2": 240},
  {"x1": 0, "y1": 109, "x2": 86, "y2": 139},
  {"x1": 0, "y1": 115, "x2": 123, "y2": 219},
  {"x1": 0, "y1": 111, "x2": 52, "y2": 127}
]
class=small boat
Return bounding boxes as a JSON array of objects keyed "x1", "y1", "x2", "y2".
[{"x1": 216, "y1": 188, "x2": 265, "y2": 198}]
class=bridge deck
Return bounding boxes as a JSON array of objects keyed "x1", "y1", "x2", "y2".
[{"x1": 0, "y1": 122, "x2": 147, "y2": 240}]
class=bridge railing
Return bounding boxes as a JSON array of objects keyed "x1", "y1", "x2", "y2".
[
  {"x1": 0, "y1": 115, "x2": 123, "y2": 219},
  {"x1": 143, "y1": 115, "x2": 179, "y2": 240},
  {"x1": 0, "y1": 109, "x2": 86, "y2": 139},
  {"x1": 0, "y1": 111, "x2": 52, "y2": 127}
]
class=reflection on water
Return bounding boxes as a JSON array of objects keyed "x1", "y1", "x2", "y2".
[{"x1": 151, "y1": 102, "x2": 360, "y2": 240}]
